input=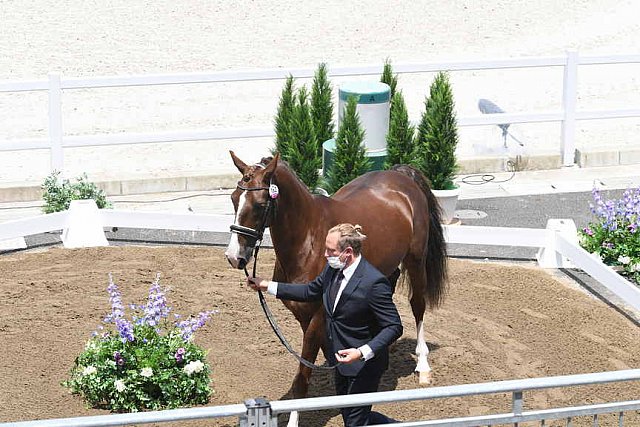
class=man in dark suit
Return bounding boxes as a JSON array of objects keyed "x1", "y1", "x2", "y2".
[{"x1": 247, "y1": 223, "x2": 403, "y2": 426}]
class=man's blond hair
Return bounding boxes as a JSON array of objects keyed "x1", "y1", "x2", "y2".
[{"x1": 328, "y1": 223, "x2": 367, "y2": 255}]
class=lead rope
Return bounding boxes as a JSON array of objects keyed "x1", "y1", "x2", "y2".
[{"x1": 244, "y1": 243, "x2": 334, "y2": 371}]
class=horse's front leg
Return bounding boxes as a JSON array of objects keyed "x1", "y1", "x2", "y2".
[{"x1": 284, "y1": 302, "x2": 325, "y2": 427}]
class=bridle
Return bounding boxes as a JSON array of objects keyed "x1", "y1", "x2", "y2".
[
  {"x1": 229, "y1": 181, "x2": 275, "y2": 245},
  {"x1": 229, "y1": 177, "x2": 334, "y2": 371}
]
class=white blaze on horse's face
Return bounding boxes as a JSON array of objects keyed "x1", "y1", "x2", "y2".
[{"x1": 225, "y1": 191, "x2": 255, "y2": 269}]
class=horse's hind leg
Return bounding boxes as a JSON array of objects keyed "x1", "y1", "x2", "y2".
[{"x1": 404, "y1": 256, "x2": 432, "y2": 385}]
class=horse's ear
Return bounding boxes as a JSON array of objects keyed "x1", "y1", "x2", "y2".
[
  {"x1": 263, "y1": 152, "x2": 279, "y2": 180},
  {"x1": 230, "y1": 150, "x2": 248, "y2": 174}
]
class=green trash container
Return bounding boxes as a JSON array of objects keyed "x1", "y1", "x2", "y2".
[{"x1": 323, "y1": 81, "x2": 390, "y2": 175}]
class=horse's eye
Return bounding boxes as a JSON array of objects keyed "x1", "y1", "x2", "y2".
[{"x1": 242, "y1": 176, "x2": 250, "y2": 182}]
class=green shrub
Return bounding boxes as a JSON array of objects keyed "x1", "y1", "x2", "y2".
[
  {"x1": 288, "y1": 87, "x2": 321, "y2": 190},
  {"x1": 272, "y1": 65, "x2": 330, "y2": 189},
  {"x1": 380, "y1": 58, "x2": 398, "y2": 102},
  {"x1": 413, "y1": 71, "x2": 459, "y2": 190},
  {"x1": 324, "y1": 95, "x2": 371, "y2": 194},
  {"x1": 384, "y1": 91, "x2": 415, "y2": 169},
  {"x1": 311, "y1": 63, "x2": 335, "y2": 156},
  {"x1": 273, "y1": 75, "x2": 296, "y2": 159},
  {"x1": 42, "y1": 171, "x2": 111, "y2": 213},
  {"x1": 63, "y1": 274, "x2": 215, "y2": 412}
]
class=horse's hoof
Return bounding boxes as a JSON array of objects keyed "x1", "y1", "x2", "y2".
[{"x1": 416, "y1": 370, "x2": 432, "y2": 385}]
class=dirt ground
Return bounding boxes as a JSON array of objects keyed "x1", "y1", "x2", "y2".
[{"x1": 1, "y1": 246, "x2": 640, "y2": 426}]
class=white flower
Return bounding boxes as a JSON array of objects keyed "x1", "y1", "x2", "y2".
[
  {"x1": 618, "y1": 255, "x2": 632, "y2": 265},
  {"x1": 140, "y1": 367, "x2": 153, "y2": 378},
  {"x1": 84, "y1": 340, "x2": 97, "y2": 351},
  {"x1": 114, "y1": 379, "x2": 126, "y2": 392},
  {"x1": 633, "y1": 263, "x2": 640, "y2": 272},
  {"x1": 82, "y1": 366, "x2": 97, "y2": 376},
  {"x1": 183, "y1": 360, "x2": 205, "y2": 376}
]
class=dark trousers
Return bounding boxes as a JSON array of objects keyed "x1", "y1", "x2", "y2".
[{"x1": 334, "y1": 368, "x2": 395, "y2": 426}]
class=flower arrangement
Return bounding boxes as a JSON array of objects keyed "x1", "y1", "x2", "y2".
[
  {"x1": 63, "y1": 274, "x2": 217, "y2": 412},
  {"x1": 579, "y1": 187, "x2": 640, "y2": 285}
]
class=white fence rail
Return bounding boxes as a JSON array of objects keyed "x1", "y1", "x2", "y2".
[
  {"x1": 3, "y1": 369, "x2": 640, "y2": 426},
  {"x1": 2, "y1": 203, "x2": 640, "y2": 425},
  {"x1": 2, "y1": 200, "x2": 639, "y2": 312},
  {"x1": 2, "y1": 51, "x2": 640, "y2": 173}
]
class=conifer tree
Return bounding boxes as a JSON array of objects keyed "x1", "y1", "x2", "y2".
[
  {"x1": 272, "y1": 75, "x2": 295, "y2": 160},
  {"x1": 311, "y1": 63, "x2": 334, "y2": 157},
  {"x1": 413, "y1": 72, "x2": 459, "y2": 190},
  {"x1": 325, "y1": 95, "x2": 371, "y2": 194},
  {"x1": 288, "y1": 87, "x2": 321, "y2": 190},
  {"x1": 380, "y1": 58, "x2": 398, "y2": 103},
  {"x1": 384, "y1": 91, "x2": 415, "y2": 169}
]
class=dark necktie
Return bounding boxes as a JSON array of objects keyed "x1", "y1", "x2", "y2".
[{"x1": 328, "y1": 270, "x2": 344, "y2": 310}]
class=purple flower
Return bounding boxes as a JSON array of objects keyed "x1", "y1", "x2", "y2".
[
  {"x1": 583, "y1": 227, "x2": 594, "y2": 236},
  {"x1": 140, "y1": 274, "x2": 171, "y2": 327},
  {"x1": 113, "y1": 351, "x2": 126, "y2": 366},
  {"x1": 175, "y1": 347, "x2": 186, "y2": 363},
  {"x1": 176, "y1": 310, "x2": 217, "y2": 341},
  {"x1": 105, "y1": 274, "x2": 135, "y2": 342}
]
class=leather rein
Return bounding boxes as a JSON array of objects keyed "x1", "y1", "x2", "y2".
[{"x1": 230, "y1": 181, "x2": 334, "y2": 371}]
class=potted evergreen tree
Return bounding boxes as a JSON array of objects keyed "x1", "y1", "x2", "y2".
[
  {"x1": 288, "y1": 87, "x2": 321, "y2": 190},
  {"x1": 273, "y1": 75, "x2": 295, "y2": 159},
  {"x1": 413, "y1": 71, "x2": 460, "y2": 224},
  {"x1": 272, "y1": 64, "x2": 332, "y2": 193},
  {"x1": 311, "y1": 62, "x2": 335, "y2": 158},
  {"x1": 384, "y1": 91, "x2": 415, "y2": 169},
  {"x1": 324, "y1": 95, "x2": 371, "y2": 194}
]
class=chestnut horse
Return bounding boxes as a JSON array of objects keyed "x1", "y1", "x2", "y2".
[{"x1": 224, "y1": 151, "x2": 447, "y2": 422}]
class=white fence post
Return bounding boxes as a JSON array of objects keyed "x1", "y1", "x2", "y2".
[
  {"x1": 536, "y1": 219, "x2": 578, "y2": 268},
  {"x1": 61, "y1": 200, "x2": 108, "y2": 248},
  {"x1": 561, "y1": 50, "x2": 579, "y2": 167},
  {"x1": 48, "y1": 73, "x2": 64, "y2": 174}
]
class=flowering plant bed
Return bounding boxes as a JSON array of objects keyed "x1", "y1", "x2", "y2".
[
  {"x1": 63, "y1": 274, "x2": 216, "y2": 412},
  {"x1": 580, "y1": 187, "x2": 640, "y2": 286}
]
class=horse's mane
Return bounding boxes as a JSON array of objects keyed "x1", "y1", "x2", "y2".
[
  {"x1": 258, "y1": 156, "x2": 272, "y2": 167},
  {"x1": 259, "y1": 155, "x2": 311, "y2": 193}
]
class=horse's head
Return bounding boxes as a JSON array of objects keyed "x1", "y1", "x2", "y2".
[{"x1": 225, "y1": 151, "x2": 279, "y2": 270}]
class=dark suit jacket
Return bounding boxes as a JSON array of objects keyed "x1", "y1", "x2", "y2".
[{"x1": 276, "y1": 257, "x2": 403, "y2": 376}]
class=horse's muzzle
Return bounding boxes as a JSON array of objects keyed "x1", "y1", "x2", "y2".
[{"x1": 224, "y1": 251, "x2": 252, "y2": 270}]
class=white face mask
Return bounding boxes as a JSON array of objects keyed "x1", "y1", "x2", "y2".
[
  {"x1": 327, "y1": 256, "x2": 346, "y2": 270},
  {"x1": 326, "y1": 250, "x2": 347, "y2": 270}
]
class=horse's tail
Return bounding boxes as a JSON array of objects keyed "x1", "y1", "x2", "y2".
[{"x1": 391, "y1": 164, "x2": 448, "y2": 308}]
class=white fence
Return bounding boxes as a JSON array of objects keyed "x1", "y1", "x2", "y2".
[
  {"x1": 2, "y1": 50, "x2": 640, "y2": 176},
  {"x1": 3, "y1": 369, "x2": 640, "y2": 426},
  {"x1": 2, "y1": 200, "x2": 639, "y2": 313},
  {"x1": 2, "y1": 202, "x2": 640, "y2": 425}
]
